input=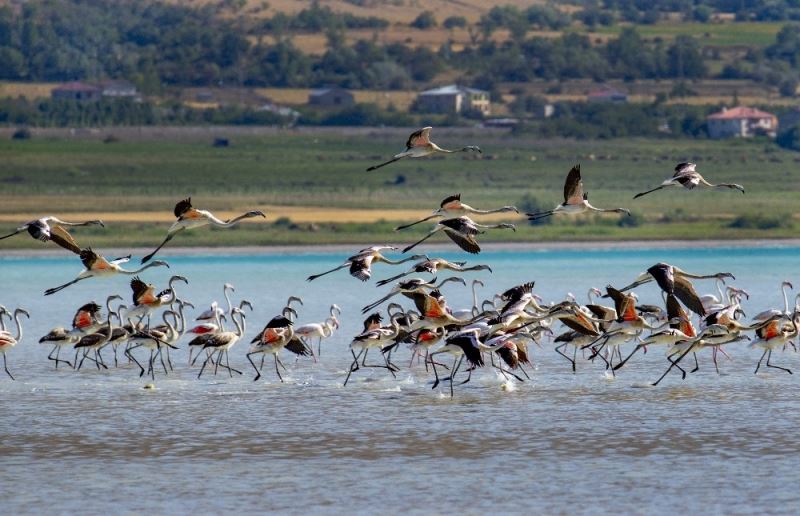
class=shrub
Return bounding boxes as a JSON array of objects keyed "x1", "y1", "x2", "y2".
[
  {"x1": 728, "y1": 213, "x2": 792, "y2": 230},
  {"x1": 518, "y1": 194, "x2": 552, "y2": 225},
  {"x1": 411, "y1": 11, "x2": 437, "y2": 29},
  {"x1": 11, "y1": 127, "x2": 31, "y2": 140}
]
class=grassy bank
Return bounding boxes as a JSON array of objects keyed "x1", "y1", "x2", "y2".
[{"x1": 0, "y1": 129, "x2": 798, "y2": 249}]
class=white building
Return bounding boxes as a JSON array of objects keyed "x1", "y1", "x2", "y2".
[{"x1": 707, "y1": 106, "x2": 778, "y2": 139}]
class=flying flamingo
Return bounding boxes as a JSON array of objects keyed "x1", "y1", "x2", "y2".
[
  {"x1": 527, "y1": 164, "x2": 631, "y2": 222},
  {"x1": 394, "y1": 194, "x2": 518, "y2": 231},
  {"x1": 0, "y1": 308, "x2": 30, "y2": 380},
  {"x1": 0, "y1": 216, "x2": 104, "y2": 253},
  {"x1": 362, "y1": 276, "x2": 466, "y2": 314},
  {"x1": 141, "y1": 198, "x2": 265, "y2": 263},
  {"x1": 634, "y1": 162, "x2": 745, "y2": 199},
  {"x1": 402, "y1": 216, "x2": 515, "y2": 255},
  {"x1": 376, "y1": 257, "x2": 491, "y2": 286},
  {"x1": 306, "y1": 246, "x2": 427, "y2": 282},
  {"x1": 44, "y1": 248, "x2": 169, "y2": 296},
  {"x1": 366, "y1": 127, "x2": 481, "y2": 171},
  {"x1": 614, "y1": 262, "x2": 734, "y2": 316}
]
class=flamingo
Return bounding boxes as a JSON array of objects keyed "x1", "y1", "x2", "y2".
[
  {"x1": 376, "y1": 257, "x2": 491, "y2": 286},
  {"x1": 366, "y1": 127, "x2": 481, "y2": 171},
  {"x1": 0, "y1": 308, "x2": 30, "y2": 380},
  {"x1": 198, "y1": 308, "x2": 246, "y2": 379},
  {"x1": 344, "y1": 313, "x2": 405, "y2": 386},
  {"x1": 394, "y1": 194, "x2": 518, "y2": 231},
  {"x1": 38, "y1": 301, "x2": 103, "y2": 368},
  {"x1": 634, "y1": 162, "x2": 744, "y2": 199},
  {"x1": 363, "y1": 276, "x2": 466, "y2": 314},
  {"x1": 429, "y1": 328, "x2": 487, "y2": 397},
  {"x1": 125, "y1": 311, "x2": 179, "y2": 379},
  {"x1": 294, "y1": 306, "x2": 340, "y2": 357},
  {"x1": 402, "y1": 216, "x2": 515, "y2": 255},
  {"x1": 141, "y1": 198, "x2": 265, "y2": 263},
  {"x1": 750, "y1": 311, "x2": 798, "y2": 375},
  {"x1": 44, "y1": 248, "x2": 169, "y2": 296},
  {"x1": 247, "y1": 315, "x2": 309, "y2": 382},
  {"x1": 73, "y1": 295, "x2": 123, "y2": 370},
  {"x1": 306, "y1": 246, "x2": 427, "y2": 282},
  {"x1": 0, "y1": 216, "x2": 104, "y2": 253},
  {"x1": 614, "y1": 262, "x2": 734, "y2": 315},
  {"x1": 527, "y1": 164, "x2": 631, "y2": 222}
]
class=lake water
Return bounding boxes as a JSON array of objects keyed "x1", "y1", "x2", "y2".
[{"x1": 2, "y1": 244, "x2": 800, "y2": 514}]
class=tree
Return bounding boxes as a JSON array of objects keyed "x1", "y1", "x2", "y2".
[
  {"x1": 667, "y1": 35, "x2": 706, "y2": 78},
  {"x1": 411, "y1": 11, "x2": 437, "y2": 30},
  {"x1": 443, "y1": 16, "x2": 467, "y2": 30}
]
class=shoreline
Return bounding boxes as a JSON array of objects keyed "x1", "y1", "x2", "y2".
[{"x1": 2, "y1": 238, "x2": 799, "y2": 258}]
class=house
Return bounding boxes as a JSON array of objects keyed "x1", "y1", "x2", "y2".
[
  {"x1": 98, "y1": 80, "x2": 139, "y2": 99},
  {"x1": 308, "y1": 87, "x2": 354, "y2": 107},
  {"x1": 707, "y1": 106, "x2": 778, "y2": 139},
  {"x1": 587, "y1": 85, "x2": 627, "y2": 103},
  {"x1": 51, "y1": 81, "x2": 102, "y2": 102},
  {"x1": 415, "y1": 84, "x2": 491, "y2": 116}
]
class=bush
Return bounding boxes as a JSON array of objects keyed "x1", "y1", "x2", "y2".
[
  {"x1": 443, "y1": 16, "x2": 466, "y2": 29},
  {"x1": 777, "y1": 123, "x2": 800, "y2": 151},
  {"x1": 728, "y1": 213, "x2": 792, "y2": 230},
  {"x1": 617, "y1": 212, "x2": 644, "y2": 227},
  {"x1": 11, "y1": 127, "x2": 31, "y2": 140},
  {"x1": 411, "y1": 11, "x2": 437, "y2": 29}
]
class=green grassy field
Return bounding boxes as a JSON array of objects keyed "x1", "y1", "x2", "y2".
[
  {"x1": 591, "y1": 21, "x2": 785, "y2": 47},
  {"x1": 1, "y1": 129, "x2": 798, "y2": 249}
]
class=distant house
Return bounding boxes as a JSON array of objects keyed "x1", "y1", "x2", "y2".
[
  {"x1": 51, "y1": 81, "x2": 102, "y2": 102},
  {"x1": 308, "y1": 87, "x2": 354, "y2": 107},
  {"x1": 707, "y1": 106, "x2": 778, "y2": 139},
  {"x1": 98, "y1": 80, "x2": 138, "y2": 99},
  {"x1": 587, "y1": 85, "x2": 627, "y2": 103},
  {"x1": 415, "y1": 84, "x2": 491, "y2": 116}
]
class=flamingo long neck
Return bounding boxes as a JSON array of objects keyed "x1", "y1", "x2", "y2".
[
  {"x1": 715, "y1": 279, "x2": 725, "y2": 302},
  {"x1": 210, "y1": 212, "x2": 252, "y2": 228},
  {"x1": 175, "y1": 303, "x2": 187, "y2": 334},
  {"x1": 782, "y1": 283, "x2": 790, "y2": 314},
  {"x1": 13, "y1": 312, "x2": 24, "y2": 341},
  {"x1": 122, "y1": 262, "x2": 162, "y2": 275},
  {"x1": 224, "y1": 287, "x2": 234, "y2": 315}
]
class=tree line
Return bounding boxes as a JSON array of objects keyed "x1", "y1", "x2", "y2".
[{"x1": 1, "y1": 1, "x2": 800, "y2": 93}]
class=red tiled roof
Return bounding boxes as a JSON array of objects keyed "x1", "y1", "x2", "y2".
[{"x1": 707, "y1": 106, "x2": 776, "y2": 120}]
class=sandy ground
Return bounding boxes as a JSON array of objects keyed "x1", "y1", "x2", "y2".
[{"x1": 3, "y1": 239, "x2": 799, "y2": 258}]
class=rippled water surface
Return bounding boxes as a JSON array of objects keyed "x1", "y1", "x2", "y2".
[{"x1": 2, "y1": 245, "x2": 800, "y2": 514}]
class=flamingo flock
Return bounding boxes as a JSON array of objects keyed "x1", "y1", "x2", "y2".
[{"x1": 4, "y1": 126, "x2": 790, "y2": 397}]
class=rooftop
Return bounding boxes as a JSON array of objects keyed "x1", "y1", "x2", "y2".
[
  {"x1": 419, "y1": 84, "x2": 487, "y2": 96},
  {"x1": 707, "y1": 106, "x2": 777, "y2": 120}
]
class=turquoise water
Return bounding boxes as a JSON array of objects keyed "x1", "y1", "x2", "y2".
[{"x1": 1, "y1": 245, "x2": 799, "y2": 514}]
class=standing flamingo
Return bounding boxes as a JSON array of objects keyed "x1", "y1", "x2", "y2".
[{"x1": 0, "y1": 308, "x2": 30, "y2": 380}]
